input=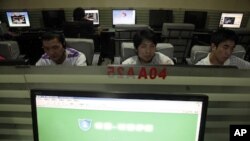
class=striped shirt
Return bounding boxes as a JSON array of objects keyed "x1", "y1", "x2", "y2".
[{"x1": 36, "y1": 48, "x2": 87, "y2": 66}]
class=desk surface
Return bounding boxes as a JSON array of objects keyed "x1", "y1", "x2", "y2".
[{"x1": 0, "y1": 66, "x2": 250, "y2": 141}]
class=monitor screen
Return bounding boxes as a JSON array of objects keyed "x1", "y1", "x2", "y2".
[
  {"x1": 184, "y1": 11, "x2": 207, "y2": 30},
  {"x1": 84, "y1": 10, "x2": 99, "y2": 25},
  {"x1": 112, "y1": 9, "x2": 136, "y2": 25},
  {"x1": 6, "y1": 11, "x2": 31, "y2": 28},
  {"x1": 219, "y1": 13, "x2": 243, "y2": 28},
  {"x1": 63, "y1": 21, "x2": 94, "y2": 38},
  {"x1": 31, "y1": 90, "x2": 208, "y2": 141},
  {"x1": 42, "y1": 10, "x2": 65, "y2": 29},
  {"x1": 149, "y1": 10, "x2": 173, "y2": 30}
]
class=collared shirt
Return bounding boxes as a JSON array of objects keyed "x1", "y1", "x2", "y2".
[
  {"x1": 122, "y1": 52, "x2": 174, "y2": 65},
  {"x1": 196, "y1": 53, "x2": 250, "y2": 69},
  {"x1": 36, "y1": 48, "x2": 87, "y2": 66}
]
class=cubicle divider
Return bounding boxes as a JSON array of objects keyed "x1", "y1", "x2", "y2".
[{"x1": 0, "y1": 66, "x2": 250, "y2": 141}]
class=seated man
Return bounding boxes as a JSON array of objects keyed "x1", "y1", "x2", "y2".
[
  {"x1": 196, "y1": 29, "x2": 250, "y2": 69},
  {"x1": 122, "y1": 30, "x2": 174, "y2": 65},
  {"x1": 36, "y1": 32, "x2": 87, "y2": 66},
  {"x1": 73, "y1": 7, "x2": 89, "y2": 22}
]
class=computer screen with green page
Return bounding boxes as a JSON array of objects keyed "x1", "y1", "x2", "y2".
[{"x1": 31, "y1": 90, "x2": 208, "y2": 141}]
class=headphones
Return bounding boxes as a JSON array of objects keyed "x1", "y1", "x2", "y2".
[
  {"x1": 42, "y1": 31, "x2": 66, "y2": 48},
  {"x1": 57, "y1": 32, "x2": 66, "y2": 48}
]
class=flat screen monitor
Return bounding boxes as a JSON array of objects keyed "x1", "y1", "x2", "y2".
[
  {"x1": 63, "y1": 21, "x2": 94, "y2": 38},
  {"x1": 84, "y1": 10, "x2": 99, "y2": 25},
  {"x1": 219, "y1": 13, "x2": 243, "y2": 28},
  {"x1": 149, "y1": 10, "x2": 173, "y2": 30},
  {"x1": 42, "y1": 10, "x2": 65, "y2": 29},
  {"x1": 6, "y1": 11, "x2": 31, "y2": 28},
  {"x1": 184, "y1": 11, "x2": 207, "y2": 30},
  {"x1": 31, "y1": 89, "x2": 208, "y2": 141},
  {"x1": 112, "y1": 9, "x2": 136, "y2": 25}
]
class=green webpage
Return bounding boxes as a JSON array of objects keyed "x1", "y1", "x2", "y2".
[
  {"x1": 35, "y1": 96, "x2": 203, "y2": 141},
  {"x1": 37, "y1": 108, "x2": 198, "y2": 141}
]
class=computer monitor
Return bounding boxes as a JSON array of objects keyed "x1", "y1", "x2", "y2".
[
  {"x1": 112, "y1": 9, "x2": 136, "y2": 25},
  {"x1": 63, "y1": 21, "x2": 94, "y2": 38},
  {"x1": 6, "y1": 11, "x2": 31, "y2": 28},
  {"x1": 84, "y1": 10, "x2": 99, "y2": 25},
  {"x1": 42, "y1": 9, "x2": 65, "y2": 29},
  {"x1": 31, "y1": 89, "x2": 208, "y2": 141},
  {"x1": 184, "y1": 11, "x2": 207, "y2": 30},
  {"x1": 219, "y1": 13, "x2": 243, "y2": 28},
  {"x1": 149, "y1": 10, "x2": 173, "y2": 30}
]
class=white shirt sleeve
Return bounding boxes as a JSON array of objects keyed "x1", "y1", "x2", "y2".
[
  {"x1": 122, "y1": 56, "x2": 137, "y2": 65},
  {"x1": 75, "y1": 53, "x2": 87, "y2": 66},
  {"x1": 35, "y1": 59, "x2": 45, "y2": 66},
  {"x1": 156, "y1": 52, "x2": 174, "y2": 65}
]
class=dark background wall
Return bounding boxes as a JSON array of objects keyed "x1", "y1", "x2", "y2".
[
  {"x1": 1, "y1": 0, "x2": 250, "y2": 29},
  {"x1": 1, "y1": 0, "x2": 250, "y2": 11}
]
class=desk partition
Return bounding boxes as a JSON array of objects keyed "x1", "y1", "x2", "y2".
[{"x1": 0, "y1": 66, "x2": 250, "y2": 141}]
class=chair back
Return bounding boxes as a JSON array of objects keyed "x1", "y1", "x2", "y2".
[
  {"x1": 162, "y1": 23, "x2": 195, "y2": 63},
  {"x1": 66, "y1": 38, "x2": 94, "y2": 65},
  {"x1": 0, "y1": 41, "x2": 20, "y2": 60},
  {"x1": 232, "y1": 28, "x2": 250, "y2": 61},
  {"x1": 113, "y1": 24, "x2": 151, "y2": 56}
]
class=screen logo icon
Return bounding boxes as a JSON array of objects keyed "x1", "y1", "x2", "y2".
[{"x1": 78, "y1": 119, "x2": 92, "y2": 131}]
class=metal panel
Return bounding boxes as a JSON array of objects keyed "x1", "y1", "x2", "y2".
[{"x1": 0, "y1": 48, "x2": 250, "y2": 141}]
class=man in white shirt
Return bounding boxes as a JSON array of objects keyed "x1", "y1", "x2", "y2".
[
  {"x1": 36, "y1": 32, "x2": 87, "y2": 66},
  {"x1": 122, "y1": 30, "x2": 174, "y2": 65},
  {"x1": 196, "y1": 29, "x2": 250, "y2": 69}
]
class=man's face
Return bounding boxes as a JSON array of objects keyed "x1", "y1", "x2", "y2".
[
  {"x1": 42, "y1": 38, "x2": 65, "y2": 64},
  {"x1": 211, "y1": 40, "x2": 235, "y2": 64},
  {"x1": 137, "y1": 40, "x2": 156, "y2": 64}
]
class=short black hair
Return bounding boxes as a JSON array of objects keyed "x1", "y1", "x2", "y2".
[
  {"x1": 73, "y1": 7, "x2": 85, "y2": 21},
  {"x1": 133, "y1": 29, "x2": 157, "y2": 50},
  {"x1": 211, "y1": 28, "x2": 238, "y2": 47},
  {"x1": 41, "y1": 32, "x2": 66, "y2": 48}
]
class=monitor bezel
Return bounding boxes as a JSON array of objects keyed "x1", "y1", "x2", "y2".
[
  {"x1": 6, "y1": 11, "x2": 31, "y2": 28},
  {"x1": 84, "y1": 9, "x2": 100, "y2": 25},
  {"x1": 184, "y1": 11, "x2": 208, "y2": 30},
  {"x1": 112, "y1": 9, "x2": 136, "y2": 26},
  {"x1": 149, "y1": 9, "x2": 173, "y2": 29},
  {"x1": 41, "y1": 9, "x2": 66, "y2": 29},
  {"x1": 31, "y1": 89, "x2": 208, "y2": 141},
  {"x1": 219, "y1": 12, "x2": 244, "y2": 28}
]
